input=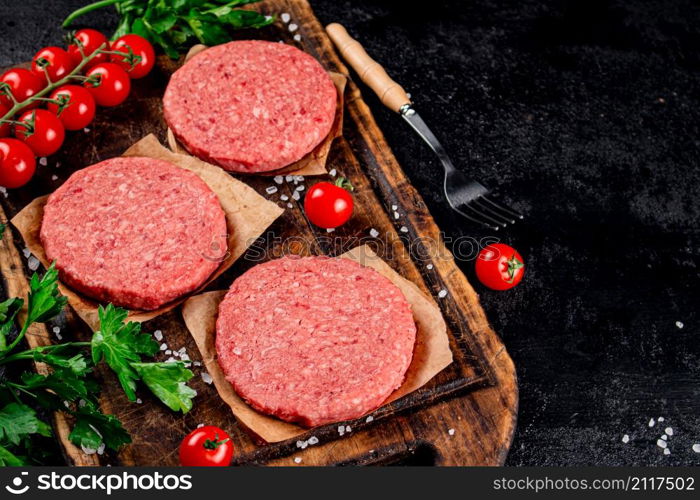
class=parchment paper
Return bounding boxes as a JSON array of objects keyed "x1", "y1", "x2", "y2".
[
  {"x1": 11, "y1": 134, "x2": 284, "y2": 331},
  {"x1": 166, "y1": 44, "x2": 345, "y2": 177},
  {"x1": 181, "y1": 245, "x2": 453, "y2": 442}
]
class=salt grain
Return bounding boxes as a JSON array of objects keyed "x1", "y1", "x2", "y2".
[
  {"x1": 369, "y1": 228, "x2": 379, "y2": 238},
  {"x1": 285, "y1": 175, "x2": 294, "y2": 182},
  {"x1": 675, "y1": 321, "x2": 684, "y2": 329},
  {"x1": 448, "y1": 428, "x2": 455, "y2": 436},
  {"x1": 193, "y1": 361, "x2": 201, "y2": 367},
  {"x1": 292, "y1": 191, "x2": 300, "y2": 201},
  {"x1": 664, "y1": 448, "x2": 671, "y2": 455},
  {"x1": 393, "y1": 211, "x2": 400, "y2": 219},
  {"x1": 438, "y1": 289, "x2": 448, "y2": 298},
  {"x1": 657, "y1": 439, "x2": 667, "y2": 449},
  {"x1": 296, "y1": 185, "x2": 305, "y2": 191},
  {"x1": 649, "y1": 418, "x2": 656, "y2": 427},
  {"x1": 233, "y1": 347, "x2": 242, "y2": 355},
  {"x1": 661, "y1": 434, "x2": 668, "y2": 440},
  {"x1": 281, "y1": 13, "x2": 291, "y2": 23},
  {"x1": 294, "y1": 457, "x2": 302, "y2": 464},
  {"x1": 366, "y1": 415, "x2": 374, "y2": 423},
  {"x1": 165, "y1": 350, "x2": 172, "y2": 355},
  {"x1": 287, "y1": 203, "x2": 293, "y2": 209},
  {"x1": 329, "y1": 168, "x2": 337, "y2": 177},
  {"x1": 280, "y1": 194, "x2": 289, "y2": 201},
  {"x1": 427, "y1": 264, "x2": 434, "y2": 270},
  {"x1": 28, "y1": 256, "x2": 40, "y2": 271},
  {"x1": 97, "y1": 443, "x2": 106, "y2": 455},
  {"x1": 84, "y1": 127, "x2": 91, "y2": 132},
  {"x1": 160, "y1": 343, "x2": 167, "y2": 351},
  {"x1": 154, "y1": 330, "x2": 163, "y2": 341},
  {"x1": 622, "y1": 434, "x2": 629, "y2": 443},
  {"x1": 274, "y1": 175, "x2": 284, "y2": 184},
  {"x1": 308, "y1": 436, "x2": 319, "y2": 445},
  {"x1": 52, "y1": 326, "x2": 60, "y2": 334},
  {"x1": 400, "y1": 226, "x2": 408, "y2": 233},
  {"x1": 51, "y1": 175, "x2": 58, "y2": 181},
  {"x1": 338, "y1": 425, "x2": 345, "y2": 436},
  {"x1": 266, "y1": 186, "x2": 278, "y2": 195},
  {"x1": 665, "y1": 427, "x2": 673, "y2": 436},
  {"x1": 294, "y1": 34, "x2": 301, "y2": 42},
  {"x1": 658, "y1": 417, "x2": 665, "y2": 422},
  {"x1": 81, "y1": 445, "x2": 97, "y2": 455},
  {"x1": 39, "y1": 157, "x2": 47, "y2": 166},
  {"x1": 165, "y1": 356, "x2": 176, "y2": 363},
  {"x1": 197, "y1": 423, "x2": 204, "y2": 428},
  {"x1": 692, "y1": 444, "x2": 700, "y2": 453},
  {"x1": 288, "y1": 23, "x2": 298, "y2": 32},
  {"x1": 201, "y1": 372, "x2": 213, "y2": 384},
  {"x1": 326, "y1": 228, "x2": 334, "y2": 233},
  {"x1": 136, "y1": 398, "x2": 142, "y2": 404},
  {"x1": 22, "y1": 248, "x2": 31, "y2": 258}
]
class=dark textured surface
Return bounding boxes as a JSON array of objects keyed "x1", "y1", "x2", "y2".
[{"x1": 1, "y1": 0, "x2": 698, "y2": 466}]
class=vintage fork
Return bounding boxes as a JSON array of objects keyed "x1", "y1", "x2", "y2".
[{"x1": 327, "y1": 23, "x2": 523, "y2": 231}]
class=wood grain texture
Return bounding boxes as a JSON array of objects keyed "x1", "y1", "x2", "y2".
[{"x1": 0, "y1": 0, "x2": 517, "y2": 466}]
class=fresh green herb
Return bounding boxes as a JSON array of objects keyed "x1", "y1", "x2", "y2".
[
  {"x1": 0, "y1": 223, "x2": 6, "y2": 241},
  {"x1": 0, "y1": 265, "x2": 197, "y2": 464},
  {"x1": 62, "y1": 0, "x2": 275, "y2": 58}
]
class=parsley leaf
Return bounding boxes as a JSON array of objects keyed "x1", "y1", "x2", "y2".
[
  {"x1": 131, "y1": 362, "x2": 197, "y2": 413},
  {"x1": 0, "y1": 297, "x2": 23, "y2": 350},
  {"x1": 0, "y1": 403, "x2": 51, "y2": 446},
  {"x1": 91, "y1": 304, "x2": 159, "y2": 401},
  {"x1": 21, "y1": 367, "x2": 96, "y2": 404},
  {"x1": 25, "y1": 263, "x2": 68, "y2": 326},
  {"x1": 69, "y1": 404, "x2": 131, "y2": 451}
]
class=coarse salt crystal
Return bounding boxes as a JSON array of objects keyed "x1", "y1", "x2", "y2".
[
  {"x1": 296, "y1": 440, "x2": 304, "y2": 448},
  {"x1": 266, "y1": 186, "x2": 278, "y2": 195},
  {"x1": 165, "y1": 350, "x2": 172, "y2": 355},
  {"x1": 233, "y1": 347, "x2": 242, "y2": 355},
  {"x1": 28, "y1": 256, "x2": 40, "y2": 271},
  {"x1": 345, "y1": 425, "x2": 351, "y2": 433},
  {"x1": 136, "y1": 398, "x2": 142, "y2": 404},
  {"x1": 438, "y1": 289, "x2": 448, "y2": 298},
  {"x1": 649, "y1": 418, "x2": 656, "y2": 427},
  {"x1": 154, "y1": 330, "x2": 163, "y2": 341},
  {"x1": 288, "y1": 23, "x2": 298, "y2": 32},
  {"x1": 658, "y1": 417, "x2": 665, "y2": 422},
  {"x1": 292, "y1": 191, "x2": 300, "y2": 201},
  {"x1": 280, "y1": 194, "x2": 289, "y2": 201},
  {"x1": 181, "y1": 354, "x2": 190, "y2": 361},
  {"x1": 622, "y1": 434, "x2": 629, "y2": 443},
  {"x1": 692, "y1": 444, "x2": 700, "y2": 453},
  {"x1": 274, "y1": 175, "x2": 284, "y2": 184},
  {"x1": 287, "y1": 203, "x2": 293, "y2": 209},
  {"x1": 81, "y1": 445, "x2": 97, "y2": 455},
  {"x1": 281, "y1": 13, "x2": 291, "y2": 23},
  {"x1": 675, "y1": 321, "x2": 684, "y2": 329},
  {"x1": 296, "y1": 185, "x2": 305, "y2": 191},
  {"x1": 294, "y1": 34, "x2": 301, "y2": 42},
  {"x1": 160, "y1": 343, "x2": 167, "y2": 351},
  {"x1": 294, "y1": 457, "x2": 302, "y2": 464},
  {"x1": 51, "y1": 175, "x2": 58, "y2": 181},
  {"x1": 391, "y1": 204, "x2": 398, "y2": 210},
  {"x1": 400, "y1": 226, "x2": 408, "y2": 233},
  {"x1": 427, "y1": 264, "x2": 434, "y2": 270},
  {"x1": 366, "y1": 415, "x2": 374, "y2": 423},
  {"x1": 39, "y1": 157, "x2": 47, "y2": 166},
  {"x1": 657, "y1": 439, "x2": 667, "y2": 449},
  {"x1": 201, "y1": 372, "x2": 213, "y2": 384},
  {"x1": 661, "y1": 434, "x2": 668, "y2": 440},
  {"x1": 22, "y1": 248, "x2": 31, "y2": 258},
  {"x1": 97, "y1": 443, "x2": 106, "y2": 455},
  {"x1": 329, "y1": 168, "x2": 337, "y2": 177},
  {"x1": 52, "y1": 326, "x2": 60, "y2": 334},
  {"x1": 193, "y1": 361, "x2": 201, "y2": 367},
  {"x1": 326, "y1": 228, "x2": 334, "y2": 233},
  {"x1": 197, "y1": 423, "x2": 204, "y2": 428},
  {"x1": 338, "y1": 425, "x2": 345, "y2": 435},
  {"x1": 664, "y1": 448, "x2": 671, "y2": 455},
  {"x1": 393, "y1": 211, "x2": 400, "y2": 219},
  {"x1": 369, "y1": 228, "x2": 379, "y2": 238},
  {"x1": 308, "y1": 436, "x2": 319, "y2": 445},
  {"x1": 165, "y1": 356, "x2": 176, "y2": 363},
  {"x1": 285, "y1": 175, "x2": 294, "y2": 182},
  {"x1": 294, "y1": 175, "x2": 304, "y2": 182},
  {"x1": 84, "y1": 127, "x2": 90, "y2": 132},
  {"x1": 448, "y1": 428, "x2": 455, "y2": 436},
  {"x1": 665, "y1": 427, "x2": 673, "y2": 436}
]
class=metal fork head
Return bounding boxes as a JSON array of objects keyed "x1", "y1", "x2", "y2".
[{"x1": 444, "y1": 168, "x2": 523, "y2": 231}]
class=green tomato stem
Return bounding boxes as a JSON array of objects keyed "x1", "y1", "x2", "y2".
[{"x1": 62, "y1": 0, "x2": 123, "y2": 28}]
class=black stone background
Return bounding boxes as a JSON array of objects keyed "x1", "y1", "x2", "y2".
[{"x1": 0, "y1": 0, "x2": 698, "y2": 466}]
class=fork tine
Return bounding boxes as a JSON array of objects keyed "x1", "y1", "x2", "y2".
[
  {"x1": 472, "y1": 199, "x2": 515, "y2": 225},
  {"x1": 481, "y1": 196, "x2": 524, "y2": 220},
  {"x1": 463, "y1": 202, "x2": 508, "y2": 228},
  {"x1": 451, "y1": 204, "x2": 500, "y2": 231}
]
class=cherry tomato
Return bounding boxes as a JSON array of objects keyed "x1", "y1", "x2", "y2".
[
  {"x1": 67, "y1": 29, "x2": 109, "y2": 69},
  {"x1": 475, "y1": 243, "x2": 525, "y2": 290},
  {"x1": 179, "y1": 426, "x2": 233, "y2": 467},
  {"x1": 14, "y1": 109, "x2": 65, "y2": 157},
  {"x1": 0, "y1": 138, "x2": 36, "y2": 188},
  {"x1": 31, "y1": 47, "x2": 76, "y2": 83},
  {"x1": 47, "y1": 85, "x2": 96, "y2": 131},
  {"x1": 0, "y1": 102, "x2": 10, "y2": 137},
  {"x1": 0, "y1": 68, "x2": 44, "y2": 109},
  {"x1": 84, "y1": 63, "x2": 131, "y2": 107},
  {"x1": 304, "y1": 178, "x2": 354, "y2": 229},
  {"x1": 110, "y1": 34, "x2": 156, "y2": 79}
]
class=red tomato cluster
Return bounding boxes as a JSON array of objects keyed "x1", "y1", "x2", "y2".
[{"x1": 0, "y1": 30, "x2": 155, "y2": 188}]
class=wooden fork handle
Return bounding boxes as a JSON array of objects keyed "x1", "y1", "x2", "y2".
[{"x1": 326, "y1": 23, "x2": 411, "y2": 113}]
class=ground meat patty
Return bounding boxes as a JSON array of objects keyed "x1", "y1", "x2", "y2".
[
  {"x1": 40, "y1": 157, "x2": 227, "y2": 310},
  {"x1": 216, "y1": 256, "x2": 416, "y2": 427},
  {"x1": 163, "y1": 40, "x2": 337, "y2": 173}
]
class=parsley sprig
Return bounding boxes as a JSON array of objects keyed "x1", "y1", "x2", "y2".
[
  {"x1": 0, "y1": 264, "x2": 197, "y2": 464},
  {"x1": 62, "y1": 0, "x2": 275, "y2": 58}
]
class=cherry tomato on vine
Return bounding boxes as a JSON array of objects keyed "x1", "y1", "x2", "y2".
[
  {"x1": 179, "y1": 426, "x2": 234, "y2": 467},
  {"x1": 31, "y1": 47, "x2": 77, "y2": 83},
  {"x1": 0, "y1": 68, "x2": 44, "y2": 109},
  {"x1": 67, "y1": 29, "x2": 109, "y2": 69},
  {"x1": 0, "y1": 102, "x2": 10, "y2": 137},
  {"x1": 110, "y1": 34, "x2": 156, "y2": 79},
  {"x1": 0, "y1": 138, "x2": 36, "y2": 188},
  {"x1": 475, "y1": 243, "x2": 525, "y2": 291},
  {"x1": 84, "y1": 63, "x2": 131, "y2": 107},
  {"x1": 47, "y1": 85, "x2": 96, "y2": 131},
  {"x1": 304, "y1": 178, "x2": 354, "y2": 229},
  {"x1": 14, "y1": 109, "x2": 65, "y2": 157}
]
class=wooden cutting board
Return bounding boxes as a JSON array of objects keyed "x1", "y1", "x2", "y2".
[{"x1": 0, "y1": 0, "x2": 517, "y2": 466}]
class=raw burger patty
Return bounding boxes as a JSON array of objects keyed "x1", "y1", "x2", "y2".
[
  {"x1": 40, "y1": 157, "x2": 227, "y2": 310},
  {"x1": 163, "y1": 40, "x2": 337, "y2": 173},
  {"x1": 216, "y1": 255, "x2": 417, "y2": 427}
]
